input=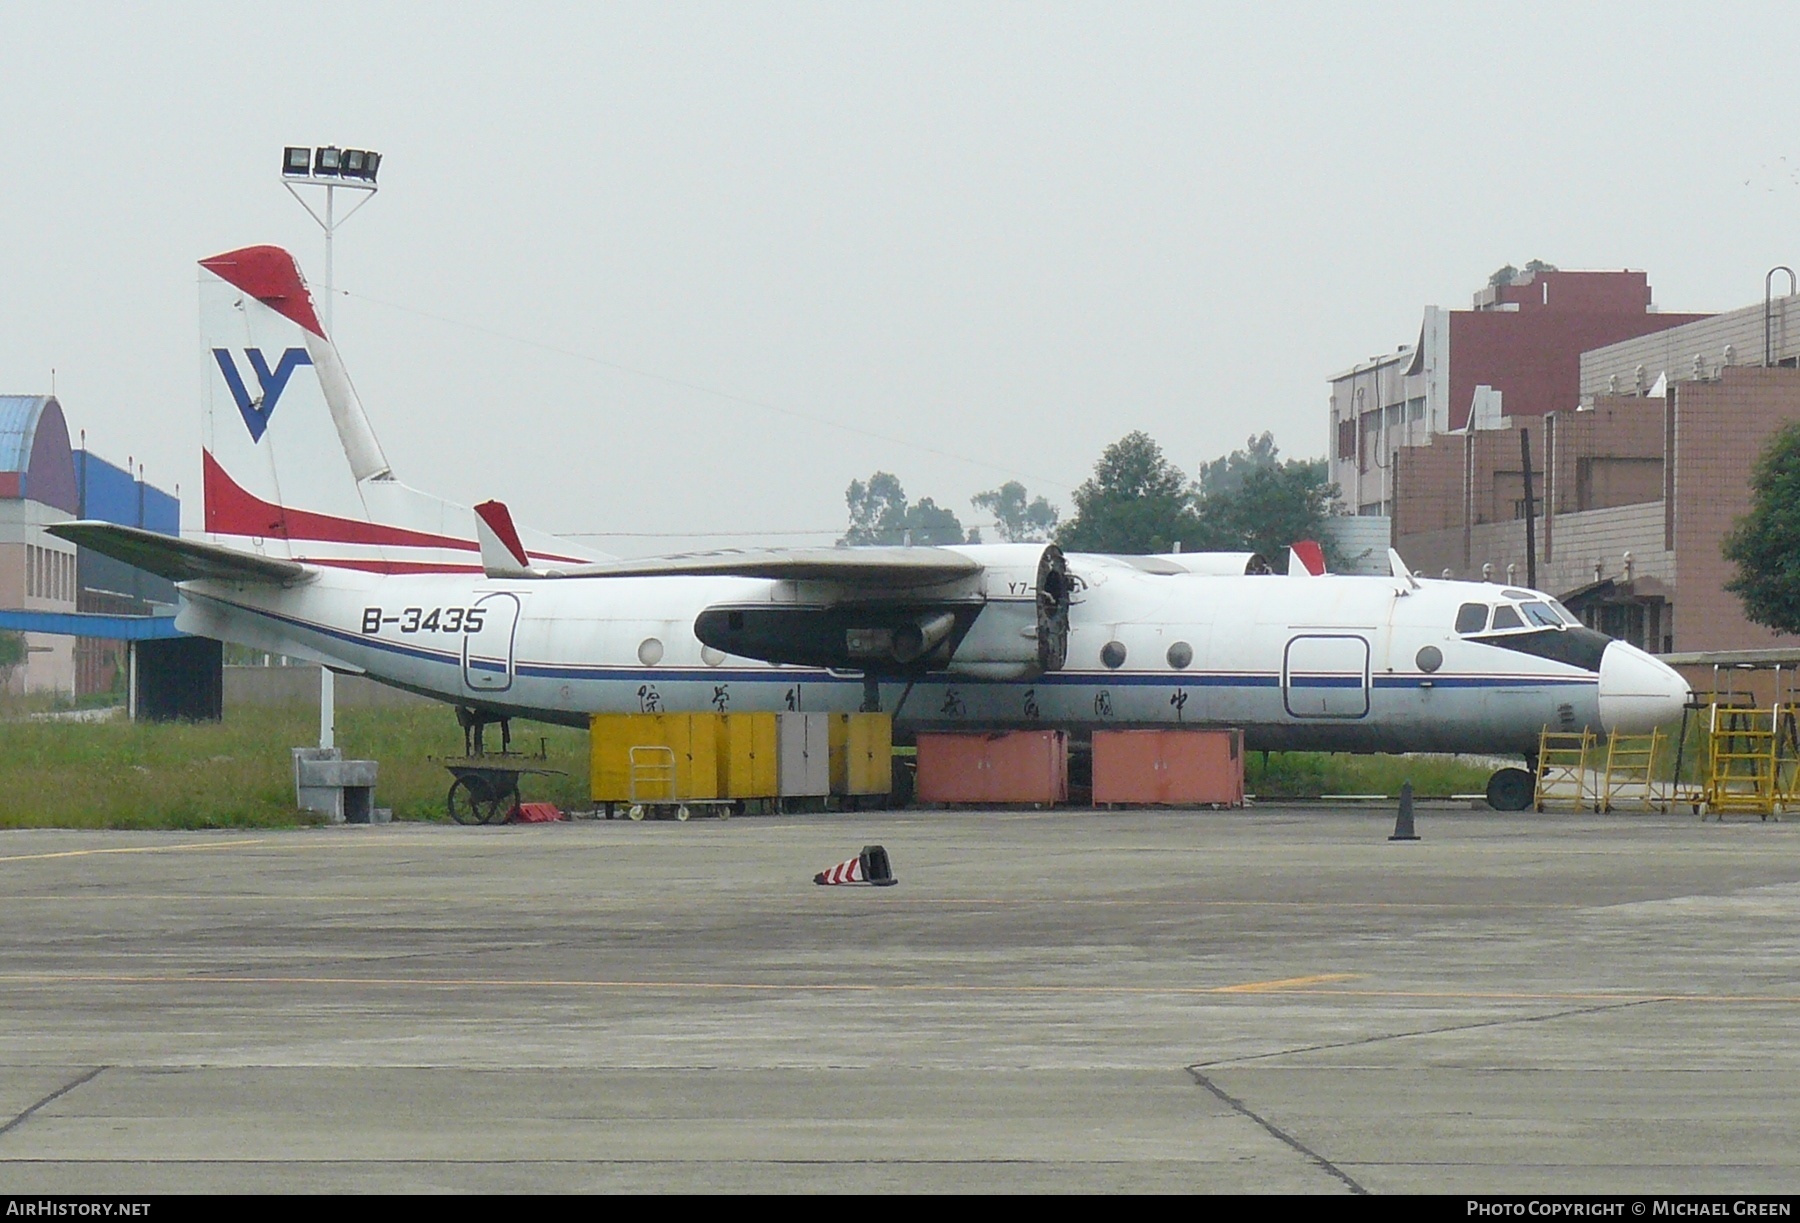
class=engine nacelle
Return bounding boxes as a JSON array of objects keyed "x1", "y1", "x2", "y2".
[
  {"x1": 944, "y1": 544, "x2": 1070, "y2": 679},
  {"x1": 693, "y1": 544, "x2": 1071, "y2": 678}
]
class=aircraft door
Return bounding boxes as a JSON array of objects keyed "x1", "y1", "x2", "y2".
[
  {"x1": 1283, "y1": 634, "x2": 1370, "y2": 718},
  {"x1": 1036, "y1": 545, "x2": 1071, "y2": 672},
  {"x1": 463, "y1": 592, "x2": 522, "y2": 692}
]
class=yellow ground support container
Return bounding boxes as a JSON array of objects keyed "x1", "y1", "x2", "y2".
[
  {"x1": 717, "y1": 712, "x2": 779, "y2": 799},
  {"x1": 829, "y1": 713, "x2": 893, "y2": 796},
  {"x1": 590, "y1": 713, "x2": 722, "y2": 803}
]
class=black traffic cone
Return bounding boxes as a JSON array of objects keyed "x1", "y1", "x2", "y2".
[{"x1": 1389, "y1": 781, "x2": 1420, "y2": 841}]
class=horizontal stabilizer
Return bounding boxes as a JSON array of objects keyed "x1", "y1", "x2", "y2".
[
  {"x1": 473, "y1": 500, "x2": 535, "y2": 578},
  {"x1": 530, "y1": 546, "x2": 982, "y2": 585},
  {"x1": 46, "y1": 522, "x2": 312, "y2": 586}
]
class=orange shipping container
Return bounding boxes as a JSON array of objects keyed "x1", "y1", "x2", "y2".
[
  {"x1": 1092, "y1": 729, "x2": 1244, "y2": 807},
  {"x1": 915, "y1": 731, "x2": 1068, "y2": 805}
]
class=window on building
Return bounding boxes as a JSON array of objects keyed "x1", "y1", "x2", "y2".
[{"x1": 1408, "y1": 397, "x2": 1425, "y2": 421}]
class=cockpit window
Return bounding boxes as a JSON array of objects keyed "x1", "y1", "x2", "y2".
[
  {"x1": 1455, "y1": 603, "x2": 1489, "y2": 634},
  {"x1": 1519, "y1": 601, "x2": 1562, "y2": 628},
  {"x1": 1501, "y1": 589, "x2": 1533, "y2": 600},
  {"x1": 1490, "y1": 605, "x2": 1524, "y2": 631},
  {"x1": 1547, "y1": 599, "x2": 1580, "y2": 625}
]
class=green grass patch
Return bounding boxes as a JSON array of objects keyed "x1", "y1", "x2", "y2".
[
  {"x1": 1246, "y1": 752, "x2": 1493, "y2": 799},
  {"x1": 0, "y1": 703, "x2": 592, "y2": 829}
]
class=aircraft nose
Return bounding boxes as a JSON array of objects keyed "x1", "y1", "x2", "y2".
[{"x1": 1597, "y1": 641, "x2": 1691, "y2": 734}]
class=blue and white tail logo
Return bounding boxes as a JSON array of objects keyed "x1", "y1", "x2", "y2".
[{"x1": 211, "y1": 347, "x2": 313, "y2": 442}]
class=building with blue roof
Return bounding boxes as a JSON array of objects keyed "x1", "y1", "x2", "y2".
[{"x1": 1, "y1": 395, "x2": 180, "y2": 696}]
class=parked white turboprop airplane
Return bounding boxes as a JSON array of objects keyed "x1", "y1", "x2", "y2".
[{"x1": 53, "y1": 246, "x2": 1690, "y2": 810}]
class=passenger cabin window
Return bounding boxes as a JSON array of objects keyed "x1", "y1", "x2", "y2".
[
  {"x1": 1455, "y1": 603, "x2": 1488, "y2": 634},
  {"x1": 1520, "y1": 601, "x2": 1561, "y2": 628},
  {"x1": 1490, "y1": 605, "x2": 1524, "y2": 631}
]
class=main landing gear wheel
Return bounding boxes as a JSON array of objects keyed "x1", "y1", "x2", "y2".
[
  {"x1": 447, "y1": 775, "x2": 513, "y2": 825},
  {"x1": 627, "y1": 804, "x2": 647, "y2": 821},
  {"x1": 1486, "y1": 767, "x2": 1535, "y2": 812}
]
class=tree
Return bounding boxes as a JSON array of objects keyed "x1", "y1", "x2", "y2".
[
  {"x1": 1056, "y1": 432, "x2": 1209, "y2": 554},
  {"x1": 843, "y1": 472, "x2": 909, "y2": 544},
  {"x1": 1202, "y1": 460, "x2": 1342, "y2": 568},
  {"x1": 1724, "y1": 422, "x2": 1800, "y2": 634},
  {"x1": 0, "y1": 631, "x2": 22, "y2": 688},
  {"x1": 1194, "y1": 431, "x2": 1281, "y2": 498},
  {"x1": 842, "y1": 472, "x2": 972, "y2": 545},
  {"x1": 1192, "y1": 433, "x2": 1343, "y2": 571},
  {"x1": 970, "y1": 480, "x2": 1060, "y2": 543}
]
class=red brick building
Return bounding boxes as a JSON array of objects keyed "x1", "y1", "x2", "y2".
[
  {"x1": 1388, "y1": 283, "x2": 1800, "y2": 664},
  {"x1": 1329, "y1": 269, "x2": 1709, "y2": 521}
]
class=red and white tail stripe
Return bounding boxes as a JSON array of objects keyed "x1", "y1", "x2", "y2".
[
  {"x1": 197, "y1": 244, "x2": 603, "y2": 575},
  {"x1": 813, "y1": 854, "x2": 866, "y2": 886}
]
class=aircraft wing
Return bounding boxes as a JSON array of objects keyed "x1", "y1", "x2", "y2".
[
  {"x1": 472, "y1": 501, "x2": 978, "y2": 585},
  {"x1": 46, "y1": 522, "x2": 312, "y2": 586},
  {"x1": 545, "y1": 547, "x2": 981, "y2": 583}
]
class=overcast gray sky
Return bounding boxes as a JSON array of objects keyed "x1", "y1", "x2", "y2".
[{"x1": 4, "y1": 3, "x2": 1800, "y2": 554}]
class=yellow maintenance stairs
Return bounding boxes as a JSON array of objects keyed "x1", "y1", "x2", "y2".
[
  {"x1": 1531, "y1": 726, "x2": 1669, "y2": 813},
  {"x1": 1600, "y1": 727, "x2": 1666, "y2": 813},
  {"x1": 1533, "y1": 729, "x2": 1596, "y2": 812},
  {"x1": 1695, "y1": 702, "x2": 1799, "y2": 820}
]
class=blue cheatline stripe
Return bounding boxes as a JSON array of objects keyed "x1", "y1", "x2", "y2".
[{"x1": 193, "y1": 593, "x2": 1600, "y2": 694}]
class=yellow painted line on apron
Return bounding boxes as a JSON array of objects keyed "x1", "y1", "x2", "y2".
[
  {"x1": 4, "y1": 971, "x2": 1793, "y2": 1006},
  {"x1": 0, "y1": 839, "x2": 272, "y2": 863},
  {"x1": 1214, "y1": 973, "x2": 1360, "y2": 993}
]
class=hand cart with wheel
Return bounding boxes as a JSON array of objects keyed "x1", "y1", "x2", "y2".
[
  {"x1": 624, "y1": 744, "x2": 732, "y2": 821},
  {"x1": 442, "y1": 757, "x2": 566, "y2": 825}
]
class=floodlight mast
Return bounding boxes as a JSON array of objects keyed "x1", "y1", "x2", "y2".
[
  {"x1": 280, "y1": 145, "x2": 380, "y2": 332},
  {"x1": 279, "y1": 145, "x2": 381, "y2": 748}
]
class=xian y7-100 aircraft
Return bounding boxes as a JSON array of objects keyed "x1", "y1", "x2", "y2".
[{"x1": 53, "y1": 246, "x2": 1690, "y2": 811}]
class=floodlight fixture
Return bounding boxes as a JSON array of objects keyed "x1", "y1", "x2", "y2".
[
  {"x1": 313, "y1": 145, "x2": 342, "y2": 176},
  {"x1": 282, "y1": 146, "x2": 311, "y2": 176},
  {"x1": 342, "y1": 149, "x2": 367, "y2": 178}
]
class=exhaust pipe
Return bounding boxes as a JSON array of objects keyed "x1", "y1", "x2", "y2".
[{"x1": 891, "y1": 612, "x2": 958, "y2": 664}]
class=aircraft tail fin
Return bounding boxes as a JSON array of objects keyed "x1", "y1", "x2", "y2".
[{"x1": 197, "y1": 245, "x2": 599, "y2": 575}]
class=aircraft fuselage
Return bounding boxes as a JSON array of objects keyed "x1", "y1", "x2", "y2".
[{"x1": 176, "y1": 551, "x2": 1686, "y2": 756}]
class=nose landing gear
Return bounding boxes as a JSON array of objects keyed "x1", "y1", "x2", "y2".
[{"x1": 1485, "y1": 766, "x2": 1535, "y2": 811}]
